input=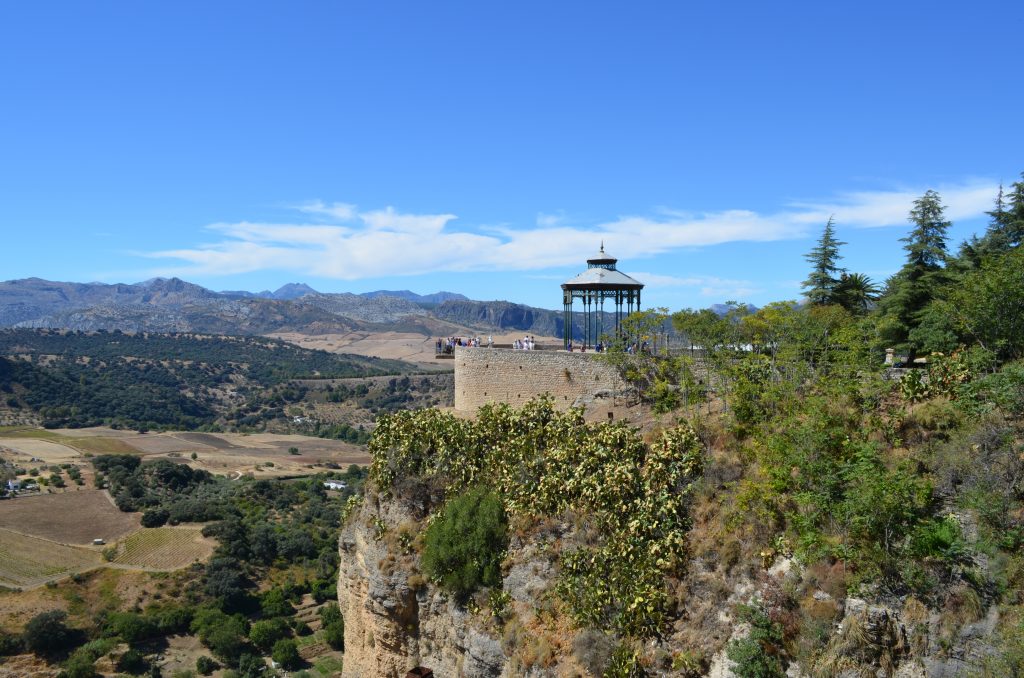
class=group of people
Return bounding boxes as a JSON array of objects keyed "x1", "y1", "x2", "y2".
[
  {"x1": 436, "y1": 335, "x2": 494, "y2": 354},
  {"x1": 566, "y1": 341, "x2": 604, "y2": 353},
  {"x1": 513, "y1": 336, "x2": 537, "y2": 350},
  {"x1": 625, "y1": 341, "x2": 650, "y2": 354},
  {"x1": 435, "y1": 334, "x2": 648, "y2": 354},
  {"x1": 564, "y1": 340, "x2": 648, "y2": 353}
]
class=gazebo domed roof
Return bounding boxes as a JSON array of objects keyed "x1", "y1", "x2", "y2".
[
  {"x1": 587, "y1": 243, "x2": 617, "y2": 266},
  {"x1": 561, "y1": 243, "x2": 644, "y2": 290}
]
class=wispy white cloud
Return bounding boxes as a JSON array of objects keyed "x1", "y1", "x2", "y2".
[
  {"x1": 138, "y1": 180, "x2": 999, "y2": 280},
  {"x1": 787, "y1": 179, "x2": 997, "y2": 228},
  {"x1": 536, "y1": 211, "x2": 566, "y2": 227},
  {"x1": 295, "y1": 200, "x2": 357, "y2": 221},
  {"x1": 632, "y1": 272, "x2": 761, "y2": 299},
  {"x1": 360, "y1": 207, "x2": 456, "y2": 234}
]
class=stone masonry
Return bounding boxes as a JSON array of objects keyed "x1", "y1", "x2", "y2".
[{"x1": 453, "y1": 346, "x2": 623, "y2": 413}]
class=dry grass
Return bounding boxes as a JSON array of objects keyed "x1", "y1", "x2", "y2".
[
  {"x1": 0, "y1": 427, "x2": 62, "y2": 439},
  {"x1": 0, "y1": 437, "x2": 80, "y2": 463},
  {"x1": 0, "y1": 528, "x2": 101, "y2": 589},
  {"x1": 61, "y1": 436, "x2": 140, "y2": 455},
  {"x1": 0, "y1": 491, "x2": 140, "y2": 545}
]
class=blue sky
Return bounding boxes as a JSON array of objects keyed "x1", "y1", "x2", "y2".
[{"x1": 2, "y1": 1, "x2": 1022, "y2": 310}]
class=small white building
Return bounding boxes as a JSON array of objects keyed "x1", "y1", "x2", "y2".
[{"x1": 323, "y1": 480, "x2": 347, "y2": 491}]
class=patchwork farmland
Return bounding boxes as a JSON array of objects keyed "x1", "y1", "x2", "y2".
[
  {"x1": 110, "y1": 526, "x2": 215, "y2": 570},
  {"x1": 1, "y1": 425, "x2": 366, "y2": 589}
]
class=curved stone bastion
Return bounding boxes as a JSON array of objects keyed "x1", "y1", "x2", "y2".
[{"x1": 453, "y1": 346, "x2": 624, "y2": 414}]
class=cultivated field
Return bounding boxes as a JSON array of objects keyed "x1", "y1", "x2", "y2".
[
  {"x1": 0, "y1": 426, "x2": 370, "y2": 482},
  {"x1": 0, "y1": 528, "x2": 100, "y2": 589},
  {"x1": 0, "y1": 426, "x2": 363, "y2": 589},
  {"x1": 111, "y1": 526, "x2": 215, "y2": 570},
  {"x1": 0, "y1": 491, "x2": 140, "y2": 544},
  {"x1": 0, "y1": 437, "x2": 80, "y2": 464}
]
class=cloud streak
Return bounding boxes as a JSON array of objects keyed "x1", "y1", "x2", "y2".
[
  {"x1": 631, "y1": 272, "x2": 761, "y2": 299},
  {"x1": 140, "y1": 180, "x2": 999, "y2": 280}
]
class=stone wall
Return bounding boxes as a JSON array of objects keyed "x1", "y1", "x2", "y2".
[{"x1": 453, "y1": 346, "x2": 623, "y2": 413}]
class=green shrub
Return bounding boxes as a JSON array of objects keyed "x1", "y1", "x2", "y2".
[
  {"x1": 319, "y1": 603, "x2": 341, "y2": 627},
  {"x1": 23, "y1": 610, "x2": 73, "y2": 656},
  {"x1": 116, "y1": 648, "x2": 148, "y2": 674},
  {"x1": 236, "y1": 653, "x2": 265, "y2": 677},
  {"x1": 958, "y1": 361, "x2": 1024, "y2": 415},
  {"x1": 191, "y1": 608, "x2": 249, "y2": 664},
  {"x1": 195, "y1": 655, "x2": 219, "y2": 675},
  {"x1": 0, "y1": 630, "x2": 22, "y2": 656},
  {"x1": 141, "y1": 507, "x2": 170, "y2": 528},
  {"x1": 323, "y1": 620, "x2": 344, "y2": 651},
  {"x1": 260, "y1": 587, "x2": 293, "y2": 618},
  {"x1": 271, "y1": 638, "x2": 301, "y2": 670},
  {"x1": 726, "y1": 604, "x2": 786, "y2": 678},
  {"x1": 421, "y1": 486, "x2": 509, "y2": 601},
  {"x1": 57, "y1": 652, "x2": 97, "y2": 678},
  {"x1": 310, "y1": 578, "x2": 336, "y2": 603},
  {"x1": 249, "y1": 617, "x2": 289, "y2": 652},
  {"x1": 605, "y1": 643, "x2": 648, "y2": 677},
  {"x1": 154, "y1": 604, "x2": 194, "y2": 634},
  {"x1": 105, "y1": 611, "x2": 159, "y2": 644}
]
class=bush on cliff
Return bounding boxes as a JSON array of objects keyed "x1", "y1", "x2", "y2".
[{"x1": 421, "y1": 486, "x2": 509, "y2": 601}]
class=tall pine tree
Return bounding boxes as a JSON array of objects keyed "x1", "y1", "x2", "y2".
[
  {"x1": 878, "y1": 190, "x2": 951, "y2": 356},
  {"x1": 801, "y1": 216, "x2": 845, "y2": 305},
  {"x1": 981, "y1": 173, "x2": 1024, "y2": 254}
]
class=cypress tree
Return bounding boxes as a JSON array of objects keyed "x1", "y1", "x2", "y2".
[{"x1": 802, "y1": 216, "x2": 846, "y2": 305}]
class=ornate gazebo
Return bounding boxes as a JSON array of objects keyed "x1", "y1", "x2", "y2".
[{"x1": 561, "y1": 244, "x2": 644, "y2": 349}]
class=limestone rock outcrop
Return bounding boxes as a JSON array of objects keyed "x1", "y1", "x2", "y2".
[{"x1": 337, "y1": 494, "x2": 509, "y2": 678}]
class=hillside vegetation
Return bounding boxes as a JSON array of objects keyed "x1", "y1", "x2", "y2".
[
  {"x1": 0, "y1": 330, "x2": 412, "y2": 430},
  {"x1": 350, "y1": 180, "x2": 1024, "y2": 676}
]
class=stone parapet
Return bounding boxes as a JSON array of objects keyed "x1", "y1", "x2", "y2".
[{"x1": 453, "y1": 346, "x2": 623, "y2": 413}]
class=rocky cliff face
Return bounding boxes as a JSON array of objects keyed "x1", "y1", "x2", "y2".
[
  {"x1": 338, "y1": 489, "x2": 1010, "y2": 678},
  {"x1": 337, "y1": 492, "x2": 510, "y2": 678},
  {"x1": 430, "y1": 300, "x2": 570, "y2": 338}
]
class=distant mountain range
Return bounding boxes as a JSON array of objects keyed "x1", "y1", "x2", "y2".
[
  {"x1": 0, "y1": 277, "x2": 571, "y2": 338},
  {"x1": 216, "y1": 282, "x2": 468, "y2": 305},
  {"x1": 0, "y1": 277, "x2": 750, "y2": 341}
]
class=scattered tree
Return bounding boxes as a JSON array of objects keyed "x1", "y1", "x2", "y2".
[
  {"x1": 22, "y1": 610, "x2": 73, "y2": 656},
  {"x1": 878, "y1": 189, "x2": 952, "y2": 356},
  {"x1": 802, "y1": 216, "x2": 846, "y2": 305},
  {"x1": 271, "y1": 638, "x2": 301, "y2": 670}
]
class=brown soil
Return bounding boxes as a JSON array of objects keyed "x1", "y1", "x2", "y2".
[
  {"x1": 120, "y1": 434, "x2": 214, "y2": 454},
  {"x1": 0, "y1": 653, "x2": 59, "y2": 677},
  {"x1": 171, "y1": 432, "x2": 240, "y2": 449},
  {"x1": 0, "y1": 491, "x2": 141, "y2": 544},
  {"x1": 0, "y1": 438, "x2": 80, "y2": 464}
]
